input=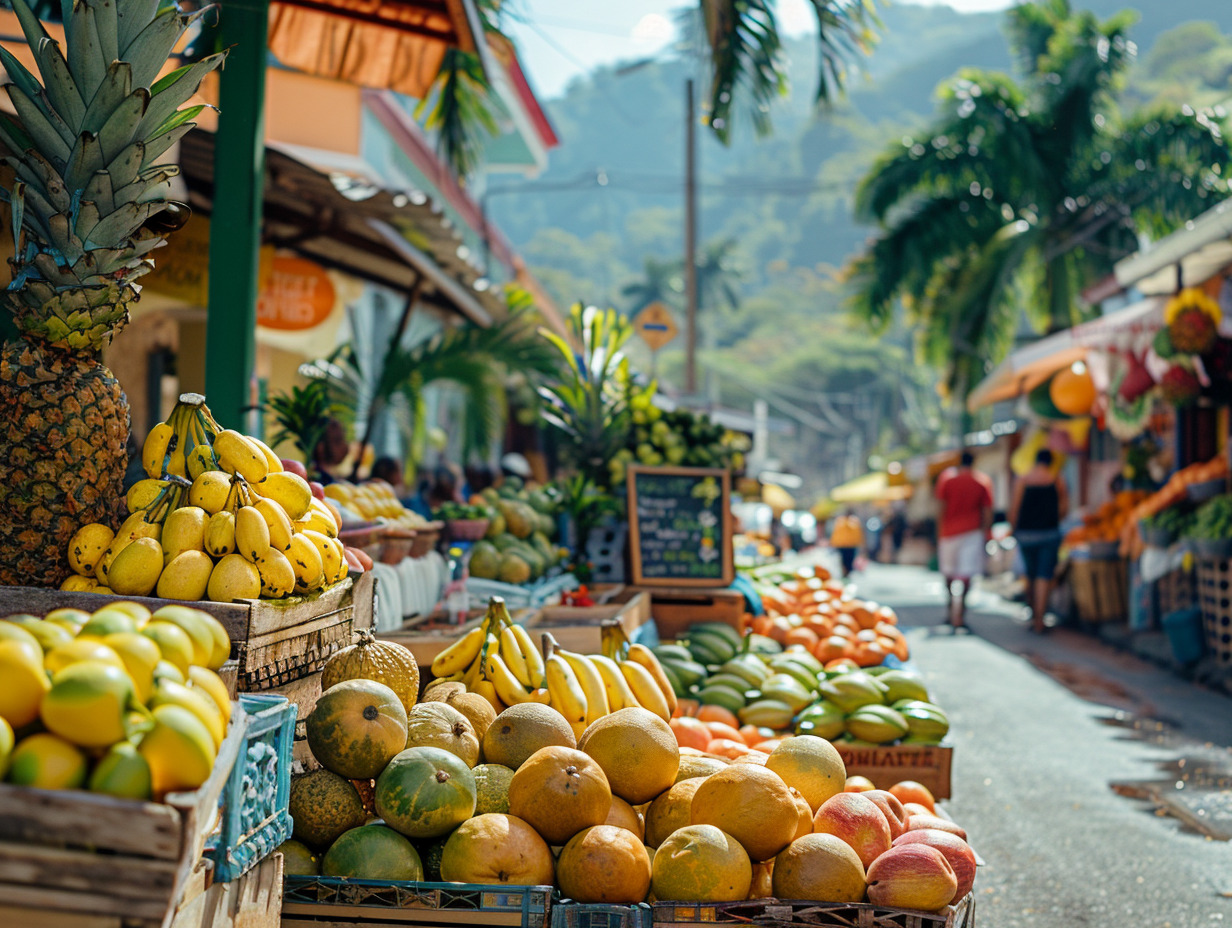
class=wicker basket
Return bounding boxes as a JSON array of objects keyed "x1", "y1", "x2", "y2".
[
  {"x1": 445, "y1": 518, "x2": 490, "y2": 542},
  {"x1": 411, "y1": 523, "x2": 443, "y2": 558},
  {"x1": 1196, "y1": 557, "x2": 1232, "y2": 664},
  {"x1": 379, "y1": 529, "x2": 417, "y2": 565}
]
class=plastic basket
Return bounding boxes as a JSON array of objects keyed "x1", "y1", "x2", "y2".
[
  {"x1": 553, "y1": 902, "x2": 653, "y2": 928},
  {"x1": 282, "y1": 876, "x2": 552, "y2": 927},
  {"x1": 651, "y1": 894, "x2": 974, "y2": 928},
  {"x1": 1162, "y1": 607, "x2": 1205, "y2": 665},
  {"x1": 206, "y1": 693, "x2": 296, "y2": 882}
]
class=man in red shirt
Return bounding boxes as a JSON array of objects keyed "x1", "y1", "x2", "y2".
[{"x1": 934, "y1": 450, "x2": 994, "y2": 631}]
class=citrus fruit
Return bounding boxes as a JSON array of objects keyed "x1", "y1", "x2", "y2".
[
  {"x1": 40, "y1": 661, "x2": 136, "y2": 749},
  {"x1": 8, "y1": 732, "x2": 88, "y2": 789},
  {"x1": 558, "y1": 825, "x2": 652, "y2": 903},
  {"x1": 579, "y1": 707, "x2": 679, "y2": 804},
  {"x1": 651, "y1": 824, "x2": 751, "y2": 902},
  {"x1": 88, "y1": 741, "x2": 153, "y2": 799},
  {"x1": 889, "y1": 780, "x2": 936, "y2": 813},
  {"x1": 0, "y1": 639, "x2": 50, "y2": 728},
  {"x1": 691, "y1": 765, "x2": 799, "y2": 862},
  {"x1": 772, "y1": 833, "x2": 867, "y2": 902},
  {"x1": 605, "y1": 795, "x2": 645, "y2": 841},
  {"x1": 507, "y1": 746, "x2": 611, "y2": 845},
  {"x1": 439, "y1": 813, "x2": 555, "y2": 885},
  {"x1": 139, "y1": 704, "x2": 217, "y2": 798},
  {"x1": 482, "y1": 703, "x2": 576, "y2": 770},
  {"x1": 765, "y1": 734, "x2": 846, "y2": 812},
  {"x1": 645, "y1": 777, "x2": 705, "y2": 848}
]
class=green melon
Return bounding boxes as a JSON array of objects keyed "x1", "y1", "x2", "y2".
[
  {"x1": 307, "y1": 679, "x2": 408, "y2": 779},
  {"x1": 321, "y1": 824, "x2": 423, "y2": 881},
  {"x1": 418, "y1": 830, "x2": 455, "y2": 882},
  {"x1": 375, "y1": 746, "x2": 477, "y2": 840},
  {"x1": 289, "y1": 769, "x2": 369, "y2": 850},
  {"x1": 473, "y1": 763, "x2": 515, "y2": 814},
  {"x1": 277, "y1": 839, "x2": 320, "y2": 876}
]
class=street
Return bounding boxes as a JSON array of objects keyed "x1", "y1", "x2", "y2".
[{"x1": 849, "y1": 562, "x2": 1232, "y2": 928}]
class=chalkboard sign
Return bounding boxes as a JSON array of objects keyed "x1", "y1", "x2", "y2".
[{"x1": 626, "y1": 465, "x2": 734, "y2": 587}]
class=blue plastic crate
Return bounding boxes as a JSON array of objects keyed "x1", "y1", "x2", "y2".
[
  {"x1": 207, "y1": 693, "x2": 296, "y2": 882},
  {"x1": 283, "y1": 875, "x2": 553, "y2": 927},
  {"x1": 552, "y1": 901, "x2": 653, "y2": 928}
]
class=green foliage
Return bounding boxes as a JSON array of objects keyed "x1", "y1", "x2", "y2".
[
  {"x1": 415, "y1": 48, "x2": 500, "y2": 182},
  {"x1": 1190, "y1": 495, "x2": 1232, "y2": 540},
  {"x1": 266, "y1": 379, "x2": 343, "y2": 464}
]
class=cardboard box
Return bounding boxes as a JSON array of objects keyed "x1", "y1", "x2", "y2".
[{"x1": 526, "y1": 592, "x2": 652, "y2": 653}]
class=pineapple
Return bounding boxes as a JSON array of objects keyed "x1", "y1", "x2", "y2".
[{"x1": 0, "y1": 0, "x2": 223, "y2": 586}]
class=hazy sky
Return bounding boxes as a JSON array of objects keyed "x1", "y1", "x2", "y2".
[{"x1": 506, "y1": 0, "x2": 1018, "y2": 99}]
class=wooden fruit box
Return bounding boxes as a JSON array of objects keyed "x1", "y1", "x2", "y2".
[
  {"x1": 525, "y1": 591, "x2": 652, "y2": 653},
  {"x1": 380, "y1": 605, "x2": 536, "y2": 671},
  {"x1": 0, "y1": 703, "x2": 249, "y2": 928},
  {"x1": 280, "y1": 875, "x2": 553, "y2": 928},
  {"x1": 165, "y1": 852, "x2": 283, "y2": 928},
  {"x1": 1067, "y1": 557, "x2": 1127, "y2": 624},
  {"x1": 835, "y1": 742, "x2": 953, "y2": 800},
  {"x1": 612, "y1": 586, "x2": 746, "y2": 641},
  {"x1": 0, "y1": 577, "x2": 362, "y2": 691},
  {"x1": 651, "y1": 892, "x2": 974, "y2": 928}
]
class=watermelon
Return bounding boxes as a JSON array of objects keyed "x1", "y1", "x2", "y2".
[
  {"x1": 277, "y1": 839, "x2": 319, "y2": 876},
  {"x1": 321, "y1": 824, "x2": 423, "y2": 880},
  {"x1": 418, "y1": 830, "x2": 456, "y2": 882},
  {"x1": 307, "y1": 679, "x2": 408, "y2": 779},
  {"x1": 375, "y1": 746, "x2": 477, "y2": 839},
  {"x1": 289, "y1": 769, "x2": 369, "y2": 850}
]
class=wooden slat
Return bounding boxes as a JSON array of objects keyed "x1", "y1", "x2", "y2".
[
  {"x1": 280, "y1": 902, "x2": 523, "y2": 925},
  {"x1": 171, "y1": 852, "x2": 283, "y2": 928},
  {"x1": 0, "y1": 784, "x2": 184, "y2": 859},
  {"x1": 0, "y1": 883, "x2": 170, "y2": 920},
  {"x1": 0, "y1": 840, "x2": 179, "y2": 897},
  {"x1": 245, "y1": 578, "x2": 354, "y2": 638},
  {"x1": 0, "y1": 905, "x2": 125, "y2": 928}
]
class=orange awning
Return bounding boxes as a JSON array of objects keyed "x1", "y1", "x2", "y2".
[{"x1": 268, "y1": 0, "x2": 484, "y2": 98}]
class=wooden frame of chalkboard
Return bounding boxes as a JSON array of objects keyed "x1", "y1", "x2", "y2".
[{"x1": 626, "y1": 465, "x2": 734, "y2": 587}]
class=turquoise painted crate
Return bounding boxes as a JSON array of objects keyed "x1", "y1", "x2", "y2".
[
  {"x1": 206, "y1": 693, "x2": 296, "y2": 882},
  {"x1": 553, "y1": 902, "x2": 653, "y2": 928},
  {"x1": 281, "y1": 876, "x2": 553, "y2": 927}
]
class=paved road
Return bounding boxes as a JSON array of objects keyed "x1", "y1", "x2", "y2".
[{"x1": 845, "y1": 562, "x2": 1232, "y2": 928}]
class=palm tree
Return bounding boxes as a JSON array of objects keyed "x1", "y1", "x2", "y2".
[
  {"x1": 621, "y1": 257, "x2": 683, "y2": 315},
  {"x1": 696, "y1": 238, "x2": 743, "y2": 314},
  {"x1": 847, "y1": 0, "x2": 1230, "y2": 400}
]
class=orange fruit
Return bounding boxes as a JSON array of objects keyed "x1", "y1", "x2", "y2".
[
  {"x1": 765, "y1": 735, "x2": 846, "y2": 812},
  {"x1": 814, "y1": 637, "x2": 850, "y2": 663},
  {"x1": 651, "y1": 824, "x2": 751, "y2": 902},
  {"x1": 691, "y1": 765, "x2": 799, "y2": 862},
  {"x1": 791, "y1": 788, "x2": 813, "y2": 839},
  {"x1": 888, "y1": 780, "x2": 936, "y2": 813},
  {"x1": 604, "y1": 795, "x2": 645, "y2": 841},
  {"x1": 702, "y1": 720, "x2": 744, "y2": 744},
  {"x1": 671, "y1": 718, "x2": 712, "y2": 752},
  {"x1": 738, "y1": 724, "x2": 771, "y2": 747},
  {"x1": 507, "y1": 746, "x2": 611, "y2": 844},
  {"x1": 696, "y1": 705, "x2": 740, "y2": 729},
  {"x1": 844, "y1": 775, "x2": 876, "y2": 792},
  {"x1": 707, "y1": 738, "x2": 751, "y2": 760},
  {"x1": 784, "y1": 627, "x2": 819, "y2": 650},
  {"x1": 771, "y1": 833, "x2": 866, "y2": 902},
  {"x1": 557, "y1": 824, "x2": 651, "y2": 904},
  {"x1": 580, "y1": 708, "x2": 680, "y2": 805}
]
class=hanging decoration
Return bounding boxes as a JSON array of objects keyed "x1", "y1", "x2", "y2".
[
  {"x1": 1165, "y1": 288, "x2": 1221, "y2": 355},
  {"x1": 1050, "y1": 362, "x2": 1097, "y2": 416}
]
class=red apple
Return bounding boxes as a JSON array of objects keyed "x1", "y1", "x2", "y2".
[
  {"x1": 280, "y1": 458, "x2": 309, "y2": 479},
  {"x1": 309, "y1": 480, "x2": 326, "y2": 501},
  {"x1": 905, "y1": 815, "x2": 967, "y2": 842},
  {"x1": 864, "y1": 789, "x2": 908, "y2": 840},
  {"x1": 811, "y1": 792, "x2": 891, "y2": 868},
  {"x1": 894, "y1": 830, "x2": 977, "y2": 903},
  {"x1": 866, "y1": 844, "x2": 957, "y2": 912},
  {"x1": 343, "y1": 547, "x2": 364, "y2": 574}
]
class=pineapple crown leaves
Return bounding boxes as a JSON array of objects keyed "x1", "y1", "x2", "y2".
[{"x1": 0, "y1": 0, "x2": 225, "y2": 276}]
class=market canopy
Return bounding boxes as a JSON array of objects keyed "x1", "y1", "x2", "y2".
[
  {"x1": 1115, "y1": 197, "x2": 1232, "y2": 295},
  {"x1": 828, "y1": 472, "x2": 913, "y2": 504},
  {"x1": 966, "y1": 297, "x2": 1165, "y2": 412}
]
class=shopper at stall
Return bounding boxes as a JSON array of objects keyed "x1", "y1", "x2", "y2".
[
  {"x1": 369, "y1": 456, "x2": 407, "y2": 494},
  {"x1": 311, "y1": 417, "x2": 350, "y2": 485},
  {"x1": 934, "y1": 450, "x2": 994, "y2": 631},
  {"x1": 830, "y1": 510, "x2": 864, "y2": 577},
  {"x1": 1009, "y1": 448, "x2": 1069, "y2": 635}
]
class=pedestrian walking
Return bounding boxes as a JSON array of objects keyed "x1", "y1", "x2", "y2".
[
  {"x1": 1009, "y1": 448, "x2": 1068, "y2": 634},
  {"x1": 830, "y1": 510, "x2": 864, "y2": 578},
  {"x1": 934, "y1": 450, "x2": 994, "y2": 631}
]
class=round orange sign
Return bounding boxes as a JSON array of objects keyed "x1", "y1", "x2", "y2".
[{"x1": 257, "y1": 255, "x2": 336, "y2": 331}]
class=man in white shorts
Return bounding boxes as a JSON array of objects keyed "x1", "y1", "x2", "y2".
[{"x1": 934, "y1": 451, "x2": 993, "y2": 631}]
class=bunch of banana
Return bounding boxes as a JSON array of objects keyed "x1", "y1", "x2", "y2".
[{"x1": 63, "y1": 394, "x2": 349, "y2": 603}]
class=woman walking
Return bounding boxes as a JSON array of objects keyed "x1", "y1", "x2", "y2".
[{"x1": 1009, "y1": 449, "x2": 1068, "y2": 634}]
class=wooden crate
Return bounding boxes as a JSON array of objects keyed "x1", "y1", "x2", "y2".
[
  {"x1": 169, "y1": 853, "x2": 283, "y2": 928},
  {"x1": 0, "y1": 703, "x2": 249, "y2": 928},
  {"x1": 613, "y1": 586, "x2": 746, "y2": 641},
  {"x1": 834, "y1": 742, "x2": 954, "y2": 800},
  {"x1": 525, "y1": 592, "x2": 651, "y2": 653},
  {"x1": 380, "y1": 605, "x2": 535, "y2": 670},
  {"x1": 1068, "y1": 557, "x2": 1127, "y2": 624},
  {"x1": 651, "y1": 893, "x2": 974, "y2": 928},
  {"x1": 0, "y1": 578, "x2": 361, "y2": 690}
]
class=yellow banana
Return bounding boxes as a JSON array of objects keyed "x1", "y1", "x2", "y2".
[
  {"x1": 526, "y1": 687, "x2": 552, "y2": 704},
  {"x1": 214, "y1": 430, "x2": 269, "y2": 483},
  {"x1": 470, "y1": 677, "x2": 505, "y2": 714},
  {"x1": 500, "y1": 626, "x2": 533, "y2": 687},
  {"x1": 246, "y1": 435, "x2": 283, "y2": 474},
  {"x1": 620, "y1": 660, "x2": 671, "y2": 721},
  {"x1": 590, "y1": 653, "x2": 639, "y2": 712},
  {"x1": 486, "y1": 651, "x2": 531, "y2": 705},
  {"x1": 430, "y1": 627, "x2": 485, "y2": 677},
  {"x1": 626, "y1": 643, "x2": 679, "y2": 717},
  {"x1": 560, "y1": 649, "x2": 609, "y2": 725},
  {"x1": 204, "y1": 511, "x2": 237, "y2": 558},
  {"x1": 253, "y1": 498, "x2": 293, "y2": 552},
  {"x1": 545, "y1": 654, "x2": 588, "y2": 727},
  {"x1": 510, "y1": 624, "x2": 546, "y2": 687},
  {"x1": 142, "y1": 422, "x2": 174, "y2": 478}
]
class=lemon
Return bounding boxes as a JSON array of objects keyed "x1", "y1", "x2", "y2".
[
  {"x1": 104, "y1": 632, "x2": 163, "y2": 703},
  {"x1": 0, "y1": 619, "x2": 42, "y2": 654},
  {"x1": 0, "y1": 716, "x2": 13, "y2": 778},
  {"x1": 141, "y1": 621, "x2": 195, "y2": 674},
  {"x1": 139, "y1": 704, "x2": 217, "y2": 798},
  {"x1": 147, "y1": 606, "x2": 215, "y2": 667},
  {"x1": 102, "y1": 602, "x2": 152, "y2": 628},
  {"x1": 150, "y1": 679, "x2": 225, "y2": 747},
  {"x1": 45, "y1": 608, "x2": 91, "y2": 633},
  {"x1": 41, "y1": 661, "x2": 138, "y2": 749},
  {"x1": 8, "y1": 732, "x2": 89, "y2": 789},
  {"x1": 44, "y1": 638, "x2": 127, "y2": 677},
  {"x1": 89, "y1": 741, "x2": 153, "y2": 799},
  {"x1": 188, "y1": 666, "x2": 234, "y2": 726},
  {"x1": 79, "y1": 610, "x2": 138, "y2": 639},
  {"x1": 6, "y1": 616, "x2": 73, "y2": 652},
  {"x1": 0, "y1": 639, "x2": 51, "y2": 728}
]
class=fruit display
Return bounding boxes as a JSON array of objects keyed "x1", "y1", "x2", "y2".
[
  {"x1": 609, "y1": 393, "x2": 749, "y2": 485},
  {"x1": 1060, "y1": 489, "x2": 1149, "y2": 548},
  {"x1": 0, "y1": 601, "x2": 233, "y2": 800},
  {"x1": 1190, "y1": 494, "x2": 1232, "y2": 542},
  {"x1": 1119, "y1": 453, "x2": 1228, "y2": 557},
  {"x1": 324, "y1": 480, "x2": 431, "y2": 532},
  {"x1": 0, "y1": 0, "x2": 226, "y2": 589},
  {"x1": 59, "y1": 394, "x2": 350, "y2": 601},
  {"x1": 466, "y1": 480, "x2": 564, "y2": 586}
]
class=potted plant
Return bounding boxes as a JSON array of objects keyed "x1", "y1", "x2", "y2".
[{"x1": 1186, "y1": 494, "x2": 1232, "y2": 559}]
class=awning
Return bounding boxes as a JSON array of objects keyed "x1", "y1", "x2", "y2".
[
  {"x1": 267, "y1": 0, "x2": 490, "y2": 99},
  {"x1": 178, "y1": 129, "x2": 506, "y2": 325},
  {"x1": 1115, "y1": 197, "x2": 1232, "y2": 294},
  {"x1": 829, "y1": 472, "x2": 913, "y2": 504},
  {"x1": 967, "y1": 297, "x2": 1165, "y2": 411}
]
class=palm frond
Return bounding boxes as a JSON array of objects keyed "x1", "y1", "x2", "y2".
[
  {"x1": 803, "y1": 0, "x2": 880, "y2": 103},
  {"x1": 701, "y1": 0, "x2": 786, "y2": 142},
  {"x1": 415, "y1": 48, "x2": 500, "y2": 181}
]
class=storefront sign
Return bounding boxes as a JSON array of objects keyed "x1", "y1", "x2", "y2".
[
  {"x1": 142, "y1": 216, "x2": 275, "y2": 306},
  {"x1": 627, "y1": 465, "x2": 733, "y2": 587},
  {"x1": 257, "y1": 255, "x2": 336, "y2": 331}
]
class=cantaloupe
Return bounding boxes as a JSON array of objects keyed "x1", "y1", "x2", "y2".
[
  {"x1": 289, "y1": 769, "x2": 368, "y2": 849},
  {"x1": 306, "y1": 679, "x2": 408, "y2": 779}
]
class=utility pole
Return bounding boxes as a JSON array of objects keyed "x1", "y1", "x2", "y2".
[{"x1": 684, "y1": 78, "x2": 698, "y2": 397}]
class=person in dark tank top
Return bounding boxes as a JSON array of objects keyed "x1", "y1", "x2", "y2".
[{"x1": 1009, "y1": 448, "x2": 1069, "y2": 634}]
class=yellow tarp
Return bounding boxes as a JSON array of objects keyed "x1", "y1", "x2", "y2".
[{"x1": 829, "y1": 472, "x2": 913, "y2": 504}]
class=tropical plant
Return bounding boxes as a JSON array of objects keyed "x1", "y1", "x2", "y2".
[
  {"x1": 0, "y1": 0, "x2": 224, "y2": 586},
  {"x1": 317, "y1": 306, "x2": 559, "y2": 477},
  {"x1": 556, "y1": 474, "x2": 624, "y2": 581},
  {"x1": 848, "y1": 0, "x2": 1231, "y2": 400},
  {"x1": 266, "y1": 379, "x2": 342, "y2": 465},
  {"x1": 416, "y1": 47, "x2": 500, "y2": 183},
  {"x1": 537, "y1": 304, "x2": 638, "y2": 490},
  {"x1": 621, "y1": 256, "x2": 682, "y2": 314}
]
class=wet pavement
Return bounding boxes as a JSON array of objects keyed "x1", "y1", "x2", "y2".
[{"x1": 841, "y1": 561, "x2": 1232, "y2": 928}]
